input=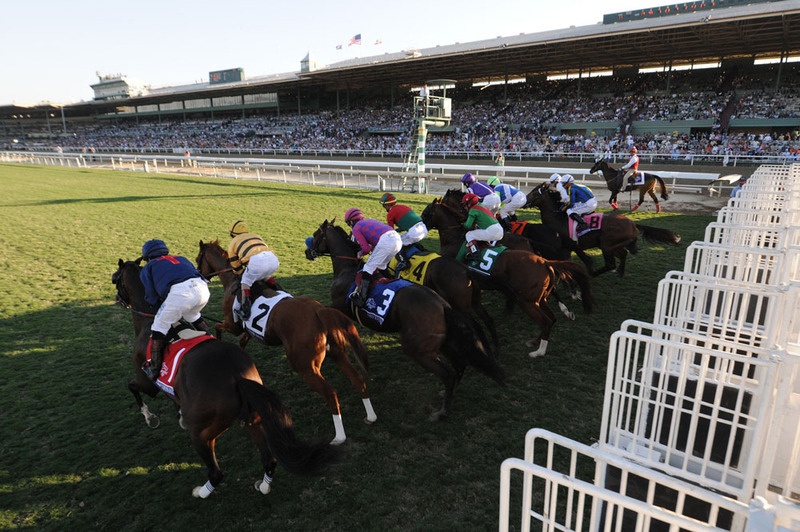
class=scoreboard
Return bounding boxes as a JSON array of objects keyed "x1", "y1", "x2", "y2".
[
  {"x1": 209, "y1": 68, "x2": 245, "y2": 85},
  {"x1": 603, "y1": 0, "x2": 783, "y2": 24}
]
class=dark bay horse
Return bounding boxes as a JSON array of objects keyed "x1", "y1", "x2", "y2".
[
  {"x1": 196, "y1": 240, "x2": 375, "y2": 445},
  {"x1": 589, "y1": 159, "x2": 670, "y2": 212},
  {"x1": 305, "y1": 219, "x2": 506, "y2": 420},
  {"x1": 385, "y1": 246, "x2": 502, "y2": 354},
  {"x1": 525, "y1": 184, "x2": 682, "y2": 277},
  {"x1": 112, "y1": 259, "x2": 340, "y2": 498},
  {"x1": 420, "y1": 200, "x2": 594, "y2": 358}
]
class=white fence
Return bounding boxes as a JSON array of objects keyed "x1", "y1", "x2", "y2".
[
  {"x1": 500, "y1": 163, "x2": 800, "y2": 531},
  {"x1": 0, "y1": 150, "x2": 724, "y2": 196}
]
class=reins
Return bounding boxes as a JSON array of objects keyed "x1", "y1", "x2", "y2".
[{"x1": 197, "y1": 246, "x2": 234, "y2": 279}]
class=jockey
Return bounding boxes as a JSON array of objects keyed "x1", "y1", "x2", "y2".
[
  {"x1": 459, "y1": 193, "x2": 504, "y2": 262},
  {"x1": 552, "y1": 175, "x2": 597, "y2": 232},
  {"x1": 345, "y1": 207, "x2": 402, "y2": 306},
  {"x1": 227, "y1": 220, "x2": 280, "y2": 320},
  {"x1": 139, "y1": 239, "x2": 211, "y2": 380},
  {"x1": 620, "y1": 146, "x2": 640, "y2": 186},
  {"x1": 487, "y1": 176, "x2": 527, "y2": 230},
  {"x1": 461, "y1": 173, "x2": 501, "y2": 214},
  {"x1": 379, "y1": 192, "x2": 428, "y2": 270}
]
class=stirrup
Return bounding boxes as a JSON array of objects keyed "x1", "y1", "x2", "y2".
[{"x1": 142, "y1": 363, "x2": 159, "y2": 381}]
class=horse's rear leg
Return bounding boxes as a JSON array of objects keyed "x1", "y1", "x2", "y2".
[
  {"x1": 297, "y1": 369, "x2": 349, "y2": 445},
  {"x1": 327, "y1": 348, "x2": 378, "y2": 426},
  {"x1": 189, "y1": 434, "x2": 224, "y2": 499},
  {"x1": 406, "y1": 351, "x2": 457, "y2": 421},
  {"x1": 520, "y1": 300, "x2": 556, "y2": 358},
  {"x1": 247, "y1": 424, "x2": 278, "y2": 495}
]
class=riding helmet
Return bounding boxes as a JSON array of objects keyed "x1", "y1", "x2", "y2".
[
  {"x1": 142, "y1": 239, "x2": 169, "y2": 260},
  {"x1": 461, "y1": 193, "x2": 480, "y2": 208},
  {"x1": 561, "y1": 174, "x2": 575, "y2": 185},
  {"x1": 630, "y1": 147, "x2": 638, "y2": 154},
  {"x1": 548, "y1": 173, "x2": 561, "y2": 184},
  {"x1": 461, "y1": 173, "x2": 476, "y2": 186},
  {"x1": 229, "y1": 220, "x2": 249, "y2": 237},
  {"x1": 344, "y1": 208, "x2": 364, "y2": 224},
  {"x1": 380, "y1": 193, "x2": 397, "y2": 206},
  {"x1": 486, "y1": 176, "x2": 501, "y2": 187}
]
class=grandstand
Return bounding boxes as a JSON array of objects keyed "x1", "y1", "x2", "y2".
[{"x1": 1, "y1": 1, "x2": 799, "y2": 162}]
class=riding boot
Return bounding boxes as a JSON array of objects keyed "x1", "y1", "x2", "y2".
[
  {"x1": 569, "y1": 212, "x2": 588, "y2": 232},
  {"x1": 395, "y1": 251, "x2": 408, "y2": 271},
  {"x1": 191, "y1": 317, "x2": 211, "y2": 334},
  {"x1": 142, "y1": 333, "x2": 165, "y2": 380},
  {"x1": 351, "y1": 271, "x2": 372, "y2": 306},
  {"x1": 265, "y1": 276, "x2": 282, "y2": 291},
  {"x1": 465, "y1": 240, "x2": 480, "y2": 261},
  {"x1": 240, "y1": 287, "x2": 252, "y2": 319},
  {"x1": 499, "y1": 217, "x2": 512, "y2": 231}
]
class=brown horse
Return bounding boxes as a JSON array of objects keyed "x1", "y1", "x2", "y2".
[
  {"x1": 420, "y1": 200, "x2": 594, "y2": 358},
  {"x1": 525, "y1": 183, "x2": 682, "y2": 277},
  {"x1": 590, "y1": 159, "x2": 670, "y2": 212},
  {"x1": 305, "y1": 219, "x2": 506, "y2": 420},
  {"x1": 112, "y1": 259, "x2": 340, "y2": 498},
  {"x1": 196, "y1": 240, "x2": 375, "y2": 445},
  {"x1": 385, "y1": 247, "x2": 502, "y2": 355}
]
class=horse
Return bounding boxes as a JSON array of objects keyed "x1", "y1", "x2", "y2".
[
  {"x1": 525, "y1": 183, "x2": 682, "y2": 277},
  {"x1": 196, "y1": 240, "x2": 376, "y2": 445},
  {"x1": 419, "y1": 199, "x2": 594, "y2": 358},
  {"x1": 305, "y1": 219, "x2": 506, "y2": 420},
  {"x1": 112, "y1": 259, "x2": 340, "y2": 498},
  {"x1": 589, "y1": 159, "x2": 670, "y2": 212},
  {"x1": 439, "y1": 188, "x2": 588, "y2": 316}
]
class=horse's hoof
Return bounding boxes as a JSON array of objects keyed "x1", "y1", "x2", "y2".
[
  {"x1": 566, "y1": 312, "x2": 576, "y2": 321},
  {"x1": 524, "y1": 338, "x2": 537, "y2": 348},
  {"x1": 330, "y1": 436, "x2": 346, "y2": 445},
  {"x1": 429, "y1": 410, "x2": 447, "y2": 422},
  {"x1": 528, "y1": 350, "x2": 546, "y2": 359},
  {"x1": 255, "y1": 480, "x2": 272, "y2": 495},
  {"x1": 364, "y1": 415, "x2": 377, "y2": 425},
  {"x1": 146, "y1": 415, "x2": 160, "y2": 429},
  {"x1": 192, "y1": 485, "x2": 212, "y2": 499}
]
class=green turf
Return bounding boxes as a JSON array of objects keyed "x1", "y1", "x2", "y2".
[{"x1": 0, "y1": 162, "x2": 713, "y2": 531}]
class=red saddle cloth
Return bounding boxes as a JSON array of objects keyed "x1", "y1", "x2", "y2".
[{"x1": 147, "y1": 334, "x2": 215, "y2": 396}]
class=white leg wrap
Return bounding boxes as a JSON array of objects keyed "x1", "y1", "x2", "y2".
[
  {"x1": 362, "y1": 398, "x2": 377, "y2": 423},
  {"x1": 529, "y1": 339, "x2": 548, "y2": 358},
  {"x1": 192, "y1": 480, "x2": 214, "y2": 498},
  {"x1": 331, "y1": 414, "x2": 346, "y2": 445},
  {"x1": 255, "y1": 473, "x2": 272, "y2": 494}
]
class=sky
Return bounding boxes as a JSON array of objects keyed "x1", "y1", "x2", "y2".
[{"x1": 1, "y1": 0, "x2": 650, "y2": 106}]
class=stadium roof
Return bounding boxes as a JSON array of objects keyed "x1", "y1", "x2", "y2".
[{"x1": 3, "y1": 0, "x2": 799, "y2": 117}]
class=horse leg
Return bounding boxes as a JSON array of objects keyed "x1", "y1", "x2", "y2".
[
  {"x1": 406, "y1": 350, "x2": 457, "y2": 421},
  {"x1": 189, "y1": 432, "x2": 224, "y2": 498},
  {"x1": 327, "y1": 347, "x2": 377, "y2": 426},
  {"x1": 615, "y1": 248, "x2": 630, "y2": 277},
  {"x1": 297, "y1": 368, "x2": 348, "y2": 445},
  {"x1": 573, "y1": 249, "x2": 594, "y2": 274},
  {"x1": 247, "y1": 423, "x2": 278, "y2": 495},
  {"x1": 609, "y1": 192, "x2": 619, "y2": 211},
  {"x1": 470, "y1": 291, "x2": 501, "y2": 356},
  {"x1": 648, "y1": 190, "x2": 661, "y2": 213},
  {"x1": 590, "y1": 250, "x2": 617, "y2": 277},
  {"x1": 129, "y1": 378, "x2": 160, "y2": 428},
  {"x1": 519, "y1": 299, "x2": 556, "y2": 358}
]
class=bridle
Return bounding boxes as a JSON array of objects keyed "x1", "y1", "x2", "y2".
[
  {"x1": 197, "y1": 245, "x2": 233, "y2": 279},
  {"x1": 307, "y1": 224, "x2": 362, "y2": 261},
  {"x1": 113, "y1": 265, "x2": 156, "y2": 318}
]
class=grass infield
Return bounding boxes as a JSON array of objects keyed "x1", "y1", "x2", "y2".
[{"x1": 0, "y1": 162, "x2": 713, "y2": 531}]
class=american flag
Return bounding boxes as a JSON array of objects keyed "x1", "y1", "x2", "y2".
[{"x1": 348, "y1": 33, "x2": 362, "y2": 46}]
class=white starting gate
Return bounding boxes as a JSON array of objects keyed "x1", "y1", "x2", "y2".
[{"x1": 500, "y1": 163, "x2": 800, "y2": 531}]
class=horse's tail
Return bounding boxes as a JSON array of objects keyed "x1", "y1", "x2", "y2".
[
  {"x1": 545, "y1": 260, "x2": 593, "y2": 314},
  {"x1": 235, "y1": 378, "x2": 342, "y2": 476},
  {"x1": 654, "y1": 175, "x2": 670, "y2": 200},
  {"x1": 317, "y1": 306, "x2": 369, "y2": 374},
  {"x1": 441, "y1": 307, "x2": 506, "y2": 386},
  {"x1": 636, "y1": 224, "x2": 682, "y2": 246}
]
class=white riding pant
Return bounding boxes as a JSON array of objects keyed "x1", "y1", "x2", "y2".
[
  {"x1": 362, "y1": 230, "x2": 402, "y2": 275},
  {"x1": 241, "y1": 251, "x2": 280, "y2": 288},
  {"x1": 498, "y1": 191, "x2": 528, "y2": 219},
  {"x1": 401, "y1": 221, "x2": 428, "y2": 247},
  {"x1": 567, "y1": 197, "x2": 598, "y2": 216},
  {"x1": 480, "y1": 193, "x2": 501, "y2": 214},
  {"x1": 466, "y1": 224, "x2": 504, "y2": 245},
  {"x1": 152, "y1": 277, "x2": 211, "y2": 335}
]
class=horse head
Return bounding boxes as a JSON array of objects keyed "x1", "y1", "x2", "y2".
[
  {"x1": 196, "y1": 239, "x2": 230, "y2": 280},
  {"x1": 306, "y1": 220, "x2": 360, "y2": 261},
  {"x1": 112, "y1": 258, "x2": 155, "y2": 315}
]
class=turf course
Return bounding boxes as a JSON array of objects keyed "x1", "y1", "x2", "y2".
[{"x1": 0, "y1": 162, "x2": 712, "y2": 530}]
